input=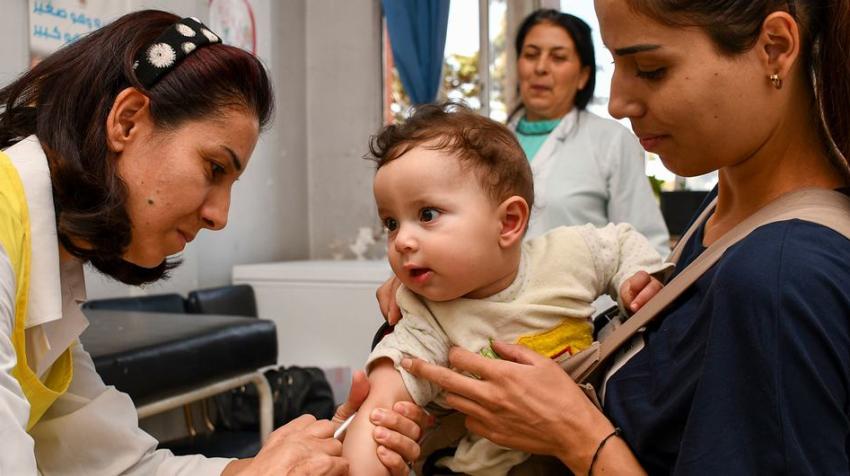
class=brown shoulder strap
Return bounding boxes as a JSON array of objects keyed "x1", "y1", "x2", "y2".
[{"x1": 579, "y1": 188, "x2": 850, "y2": 383}]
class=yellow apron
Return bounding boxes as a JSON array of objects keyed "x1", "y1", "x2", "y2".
[{"x1": 0, "y1": 150, "x2": 72, "y2": 430}]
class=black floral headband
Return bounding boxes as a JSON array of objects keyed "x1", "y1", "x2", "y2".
[{"x1": 133, "y1": 17, "x2": 221, "y2": 88}]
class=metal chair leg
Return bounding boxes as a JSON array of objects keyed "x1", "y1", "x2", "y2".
[{"x1": 182, "y1": 404, "x2": 198, "y2": 438}]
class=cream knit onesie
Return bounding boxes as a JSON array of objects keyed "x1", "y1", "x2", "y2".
[{"x1": 368, "y1": 223, "x2": 670, "y2": 476}]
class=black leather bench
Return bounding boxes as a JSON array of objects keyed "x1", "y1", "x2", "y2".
[
  {"x1": 79, "y1": 286, "x2": 277, "y2": 458},
  {"x1": 81, "y1": 310, "x2": 276, "y2": 406}
]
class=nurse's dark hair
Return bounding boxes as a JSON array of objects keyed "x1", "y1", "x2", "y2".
[
  {"x1": 513, "y1": 9, "x2": 597, "y2": 112},
  {"x1": 627, "y1": 0, "x2": 850, "y2": 177},
  {"x1": 367, "y1": 102, "x2": 534, "y2": 212},
  {"x1": 0, "y1": 10, "x2": 273, "y2": 285}
]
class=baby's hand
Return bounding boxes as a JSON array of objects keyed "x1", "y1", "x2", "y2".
[{"x1": 620, "y1": 271, "x2": 663, "y2": 313}]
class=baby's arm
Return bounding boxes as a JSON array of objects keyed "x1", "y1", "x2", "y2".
[
  {"x1": 619, "y1": 270, "x2": 664, "y2": 313},
  {"x1": 578, "y1": 223, "x2": 672, "y2": 304},
  {"x1": 343, "y1": 358, "x2": 414, "y2": 476},
  {"x1": 347, "y1": 285, "x2": 448, "y2": 474}
]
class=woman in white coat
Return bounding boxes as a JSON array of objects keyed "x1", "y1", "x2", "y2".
[
  {"x1": 510, "y1": 9, "x2": 670, "y2": 257},
  {"x1": 0, "y1": 10, "x2": 425, "y2": 475}
]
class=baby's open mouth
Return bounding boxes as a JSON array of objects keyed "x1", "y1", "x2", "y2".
[{"x1": 409, "y1": 267, "x2": 430, "y2": 278}]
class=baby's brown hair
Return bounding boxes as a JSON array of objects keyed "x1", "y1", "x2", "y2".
[{"x1": 367, "y1": 102, "x2": 534, "y2": 210}]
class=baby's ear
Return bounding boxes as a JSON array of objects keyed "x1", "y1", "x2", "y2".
[{"x1": 498, "y1": 196, "x2": 529, "y2": 248}]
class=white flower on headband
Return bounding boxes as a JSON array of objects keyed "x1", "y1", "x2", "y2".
[
  {"x1": 147, "y1": 43, "x2": 176, "y2": 68},
  {"x1": 201, "y1": 28, "x2": 219, "y2": 43},
  {"x1": 182, "y1": 42, "x2": 196, "y2": 54},
  {"x1": 176, "y1": 24, "x2": 196, "y2": 37}
]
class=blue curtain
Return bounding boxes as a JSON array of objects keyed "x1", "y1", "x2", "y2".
[{"x1": 382, "y1": 0, "x2": 451, "y2": 105}]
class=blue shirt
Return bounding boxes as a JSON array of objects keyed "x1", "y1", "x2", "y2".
[{"x1": 604, "y1": 194, "x2": 850, "y2": 474}]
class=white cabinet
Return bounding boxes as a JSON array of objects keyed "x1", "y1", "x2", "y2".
[{"x1": 232, "y1": 260, "x2": 392, "y2": 400}]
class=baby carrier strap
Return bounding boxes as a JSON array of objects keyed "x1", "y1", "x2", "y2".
[{"x1": 566, "y1": 187, "x2": 850, "y2": 386}]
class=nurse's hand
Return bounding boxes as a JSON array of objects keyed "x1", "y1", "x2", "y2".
[
  {"x1": 334, "y1": 371, "x2": 432, "y2": 474},
  {"x1": 376, "y1": 275, "x2": 403, "y2": 325},
  {"x1": 222, "y1": 371, "x2": 431, "y2": 476},
  {"x1": 400, "y1": 342, "x2": 622, "y2": 474},
  {"x1": 223, "y1": 415, "x2": 347, "y2": 475}
]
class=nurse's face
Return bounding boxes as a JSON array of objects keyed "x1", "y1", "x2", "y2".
[
  {"x1": 595, "y1": 0, "x2": 776, "y2": 177},
  {"x1": 111, "y1": 93, "x2": 259, "y2": 267},
  {"x1": 517, "y1": 22, "x2": 591, "y2": 121}
]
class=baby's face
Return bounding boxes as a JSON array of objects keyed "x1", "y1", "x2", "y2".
[{"x1": 374, "y1": 146, "x2": 509, "y2": 301}]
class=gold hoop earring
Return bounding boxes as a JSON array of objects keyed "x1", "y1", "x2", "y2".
[{"x1": 769, "y1": 73, "x2": 783, "y2": 90}]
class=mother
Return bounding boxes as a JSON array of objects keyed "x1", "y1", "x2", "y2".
[
  {"x1": 397, "y1": 0, "x2": 850, "y2": 473},
  {"x1": 0, "y1": 10, "x2": 424, "y2": 475}
]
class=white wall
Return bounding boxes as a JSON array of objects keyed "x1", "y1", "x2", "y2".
[
  {"x1": 0, "y1": 1, "x2": 27, "y2": 86},
  {"x1": 304, "y1": 0, "x2": 384, "y2": 259}
]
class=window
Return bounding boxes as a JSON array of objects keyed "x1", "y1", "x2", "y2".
[{"x1": 382, "y1": 0, "x2": 506, "y2": 123}]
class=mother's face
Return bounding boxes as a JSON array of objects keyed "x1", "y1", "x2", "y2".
[
  {"x1": 517, "y1": 22, "x2": 590, "y2": 121},
  {"x1": 109, "y1": 93, "x2": 259, "y2": 267},
  {"x1": 595, "y1": 0, "x2": 779, "y2": 177}
]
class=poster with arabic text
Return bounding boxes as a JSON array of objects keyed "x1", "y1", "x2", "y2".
[{"x1": 29, "y1": 0, "x2": 131, "y2": 66}]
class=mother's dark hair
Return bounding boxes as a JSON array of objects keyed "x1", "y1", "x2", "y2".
[
  {"x1": 0, "y1": 10, "x2": 274, "y2": 285},
  {"x1": 627, "y1": 0, "x2": 850, "y2": 177},
  {"x1": 514, "y1": 9, "x2": 597, "y2": 111}
]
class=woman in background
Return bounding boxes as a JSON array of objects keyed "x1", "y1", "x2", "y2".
[{"x1": 510, "y1": 9, "x2": 670, "y2": 256}]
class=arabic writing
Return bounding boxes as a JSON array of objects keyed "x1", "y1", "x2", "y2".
[{"x1": 31, "y1": 1, "x2": 104, "y2": 47}]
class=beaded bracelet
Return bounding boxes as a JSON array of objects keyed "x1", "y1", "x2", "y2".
[{"x1": 588, "y1": 427, "x2": 622, "y2": 476}]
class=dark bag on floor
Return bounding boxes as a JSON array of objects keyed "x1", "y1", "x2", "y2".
[{"x1": 216, "y1": 366, "x2": 335, "y2": 431}]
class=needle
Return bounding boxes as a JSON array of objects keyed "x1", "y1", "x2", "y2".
[{"x1": 334, "y1": 412, "x2": 356, "y2": 440}]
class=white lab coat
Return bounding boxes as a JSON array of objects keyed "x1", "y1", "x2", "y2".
[
  {"x1": 0, "y1": 137, "x2": 232, "y2": 475},
  {"x1": 510, "y1": 108, "x2": 670, "y2": 257}
]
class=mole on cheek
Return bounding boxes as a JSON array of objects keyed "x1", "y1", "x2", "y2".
[{"x1": 147, "y1": 198, "x2": 155, "y2": 205}]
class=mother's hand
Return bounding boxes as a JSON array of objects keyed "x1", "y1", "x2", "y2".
[
  {"x1": 334, "y1": 371, "x2": 432, "y2": 475},
  {"x1": 401, "y1": 342, "x2": 615, "y2": 473}
]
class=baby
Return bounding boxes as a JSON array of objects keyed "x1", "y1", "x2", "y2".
[{"x1": 342, "y1": 103, "x2": 668, "y2": 476}]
